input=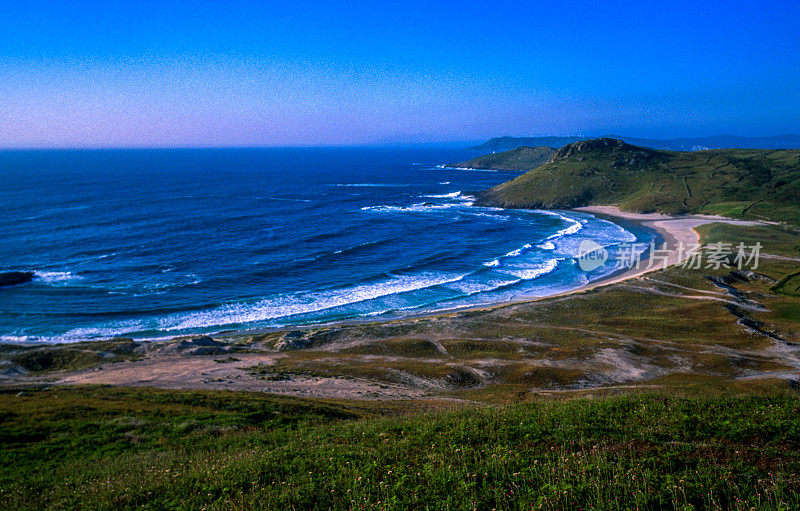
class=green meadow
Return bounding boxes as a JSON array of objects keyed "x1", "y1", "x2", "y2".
[{"x1": 2, "y1": 385, "x2": 800, "y2": 510}]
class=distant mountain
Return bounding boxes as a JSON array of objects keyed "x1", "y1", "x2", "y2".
[
  {"x1": 470, "y1": 135, "x2": 800, "y2": 153},
  {"x1": 474, "y1": 138, "x2": 800, "y2": 224},
  {"x1": 446, "y1": 146, "x2": 556, "y2": 171}
]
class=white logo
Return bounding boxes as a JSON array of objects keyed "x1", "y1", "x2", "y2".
[{"x1": 577, "y1": 239, "x2": 608, "y2": 272}]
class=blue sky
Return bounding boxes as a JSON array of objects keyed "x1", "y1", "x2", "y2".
[{"x1": 1, "y1": 0, "x2": 799, "y2": 147}]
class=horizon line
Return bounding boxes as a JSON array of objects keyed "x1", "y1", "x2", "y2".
[{"x1": 2, "y1": 133, "x2": 800, "y2": 152}]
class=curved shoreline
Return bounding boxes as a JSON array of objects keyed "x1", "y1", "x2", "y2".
[
  {"x1": 208, "y1": 208, "x2": 659, "y2": 335},
  {"x1": 478, "y1": 206, "x2": 764, "y2": 305},
  {"x1": 229, "y1": 206, "x2": 765, "y2": 333},
  {"x1": 4, "y1": 206, "x2": 766, "y2": 344},
  {"x1": 26, "y1": 205, "x2": 775, "y2": 399},
  {"x1": 140, "y1": 207, "x2": 766, "y2": 339}
]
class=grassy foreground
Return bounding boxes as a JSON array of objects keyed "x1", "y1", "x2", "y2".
[{"x1": 2, "y1": 385, "x2": 800, "y2": 509}]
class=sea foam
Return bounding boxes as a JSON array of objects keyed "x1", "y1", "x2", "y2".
[
  {"x1": 34, "y1": 271, "x2": 82, "y2": 284},
  {"x1": 157, "y1": 272, "x2": 470, "y2": 331},
  {"x1": 497, "y1": 258, "x2": 562, "y2": 280}
]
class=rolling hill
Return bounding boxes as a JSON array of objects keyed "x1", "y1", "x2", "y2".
[
  {"x1": 470, "y1": 134, "x2": 800, "y2": 152},
  {"x1": 474, "y1": 138, "x2": 800, "y2": 224}
]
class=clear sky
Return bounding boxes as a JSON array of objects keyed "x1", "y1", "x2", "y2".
[{"x1": 1, "y1": 0, "x2": 799, "y2": 148}]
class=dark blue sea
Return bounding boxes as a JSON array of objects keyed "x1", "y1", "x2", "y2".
[{"x1": 0, "y1": 147, "x2": 653, "y2": 343}]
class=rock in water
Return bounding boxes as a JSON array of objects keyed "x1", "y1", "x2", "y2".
[{"x1": 0, "y1": 271, "x2": 34, "y2": 288}]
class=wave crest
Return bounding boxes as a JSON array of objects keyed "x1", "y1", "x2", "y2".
[
  {"x1": 497, "y1": 258, "x2": 562, "y2": 280},
  {"x1": 34, "y1": 271, "x2": 82, "y2": 284}
]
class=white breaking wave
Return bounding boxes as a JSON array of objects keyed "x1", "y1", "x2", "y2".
[
  {"x1": 505, "y1": 243, "x2": 533, "y2": 257},
  {"x1": 331, "y1": 183, "x2": 413, "y2": 188},
  {"x1": 440, "y1": 166, "x2": 500, "y2": 172},
  {"x1": 157, "y1": 272, "x2": 470, "y2": 331},
  {"x1": 361, "y1": 200, "x2": 473, "y2": 213},
  {"x1": 444, "y1": 273, "x2": 524, "y2": 298},
  {"x1": 332, "y1": 239, "x2": 385, "y2": 255},
  {"x1": 59, "y1": 317, "x2": 154, "y2": 342},
  {"x1": 497, "y1": 258, "x2": 562, "y2": 280},
  {"x1": 480, "y1": 242, "x2": 534, "y2": 268},
  {"x1": 34, "y1": 271, "x2": 82, "y2": 284},
  {"x1": 538, "y1": 210, "x2": 584, "y2": 236},
  {"x1": 422, "y1": 191, "x2": 463, "y2": 199},
  {"x1": 532, "y1": 210, "x2": 585, "y2": 249},
  {"x1": 470, "y1": 212, "x2": 509, "y2": 220},
  {"x1": 0, "y1": 335, "x2": 39, "y2": 344},
  {"x1": 443, "y1": 275, "x2": 524, "y2": 296},
  {"x1": 597, "y1": 218, "x2": 638, "y2": 243}
]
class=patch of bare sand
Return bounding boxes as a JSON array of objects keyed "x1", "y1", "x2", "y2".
[{"x1": 55, "y1": 352, "x2": 426, "y2": 400}]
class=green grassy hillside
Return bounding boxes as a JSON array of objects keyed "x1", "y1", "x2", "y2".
[
  {"x1": 3, "y1": 386, "x2": 800, "y2": 509},
  {"x1": 447, "y1": 145, "x2": 556, "y2": 171},
  {"x1": 474, "y1": 138, "x2": 800, "y2": 223}
]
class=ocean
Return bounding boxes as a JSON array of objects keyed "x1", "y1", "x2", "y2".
[{"x1": 0, "y1": 147, "x2": 654, "y2": 343}]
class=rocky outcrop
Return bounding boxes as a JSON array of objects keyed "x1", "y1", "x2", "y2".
[
  {"x1": 0, "y1": 271, "x2": 34, "y2": 288},
  {"x1": 546, "y1": 138, "x2": 655, "y2": 164},
  {"x1": 180, "y1": 336, "x2": 224, "y2": 352},
  {"x1": 156, "y1": 336, "x2": 228, "y2": 356}
]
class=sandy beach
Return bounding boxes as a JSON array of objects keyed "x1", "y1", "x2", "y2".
[
  {"x1": 403, "y1": 205, "x2": 768, "y2": 315},
  {"x1": 567, "y1": 206, "x2": 765, "y2": 293}
]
